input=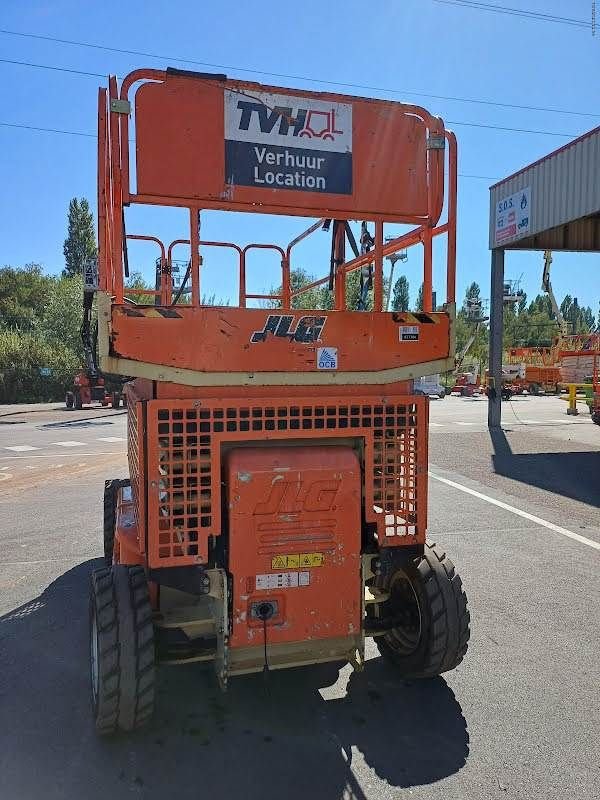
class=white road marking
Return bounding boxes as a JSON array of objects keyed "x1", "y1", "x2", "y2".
[
  {"x1": 429, "y1": 422, "x2": 444, "y2": 427},
  {"x1": 4, "y1": 445, "x2": 40, "y2": 452},
  {"x1": 547, "y1": 418, "x2": 585, "y2": 424},
  {"x1": 96, "y1": 436, "x2": 125, "y2": 442},
  {"x1": 0, "y1": 473, "x2": 12, "y2": 481},
  {"x1": 51, "y1": 441, "x2": 86, "y2": 447},
  {"x1": 0, "y1": 466, "x2": 8, "y2": 470},
  {"x1": 430, "y1": 472, "x2": 600, "y2": 552},
  {"x1": 0, "y1": 451, "x2": 125, "y2": 460},
  {"x1": 455, "y1": 421, "x2": 477, "y2": 426}
]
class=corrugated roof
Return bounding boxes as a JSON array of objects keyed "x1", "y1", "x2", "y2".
[{"x1": 489, "y1": 126, "x2": 600, "y2": 250}]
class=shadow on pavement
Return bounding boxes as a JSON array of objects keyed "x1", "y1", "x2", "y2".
[
  {"x1": 0, "y1": 560, "x2": 469, "y2": 800},
  {"x1": 490, "y1": 428, "x2": 600, "y2": 508}
]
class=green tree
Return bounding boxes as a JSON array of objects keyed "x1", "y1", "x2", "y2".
[
  {"x1": 391, "y1": 275, "x2": 409, "y2": 312},
  {"x1": 465, "y1": 281, "x2": 481, "y2": 301},
  {"x1": 0, "y1": 264, "x2": 53, "y2": 331},
  {"x1": 63, "y1": 197, "x2": 97, "y2": 278},
  {"x1": 40, "y1": 275, "x2": 85, "y2": 357},
  {"x1": 581, "y1": 306, "x2": 595, "y2": 331},
  {"x1": 0, "y1": 329, "x2": 79, "y2": 403},
  {"x1": 415, "y1": 283, "x2": 424, "y2": 312}
]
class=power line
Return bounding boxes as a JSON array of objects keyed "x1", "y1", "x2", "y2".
[
  {"x1": 433, "y1": 0, "x2": 591, "y2": 28},
  {"x1": 445, "y1": 119, "x2": 576, "y2": 137},
  {"x1": 0, "y1": 57, "x2": 585, "y2": 139},
  {"x1": 0, "y1": 121, "x2": 96, "y2": 138},
  {"x1": 0, "y1": 57, "x2": 106, "y2": 79},
  {"x1": 1, "y1": 29, "x2": 599, "y2": 120},
  {"x1": 0, "y1": 120, "x2": 499, "y2": 179}
]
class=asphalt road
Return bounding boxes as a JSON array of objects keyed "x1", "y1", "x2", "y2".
[{"x1": 1, "y1": 397, "x2": 599, "y2": 800}]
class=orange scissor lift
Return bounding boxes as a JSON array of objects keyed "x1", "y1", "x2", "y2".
[{"x1": 90, "y1": 67, "x2": 470, "y2": 734}]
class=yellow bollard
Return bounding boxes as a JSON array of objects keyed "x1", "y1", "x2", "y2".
[{"x1": 566, "y1": 384, "x2": 578, "y2": 415}]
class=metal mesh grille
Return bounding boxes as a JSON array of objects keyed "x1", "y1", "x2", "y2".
[
  {"x1": 127, "y1": 399, "x2": 143, "y2": 537},
  {"x1": 146, "y1": 397, "x2": 427, "y2": 566}
]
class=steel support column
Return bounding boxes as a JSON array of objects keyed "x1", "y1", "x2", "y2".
[{"x1": 488, "y1": 247, "x2": 505, "y2": 428}]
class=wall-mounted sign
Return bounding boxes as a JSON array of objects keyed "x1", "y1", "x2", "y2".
[{"x1": 495, "y1": 187, "x2": 531, "y2": 245}]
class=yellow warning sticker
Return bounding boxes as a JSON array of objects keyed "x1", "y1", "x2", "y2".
[{"x1": 271, "y1": 553, "x2": 324, "y2": 569}]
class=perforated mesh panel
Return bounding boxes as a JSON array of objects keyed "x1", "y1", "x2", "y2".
[
  {"x1": 127, "y1": 398, "x2": 145, "y2": 543},
  {"x1": 145, "y1": 396, "x2": 428, "y2": 567}
]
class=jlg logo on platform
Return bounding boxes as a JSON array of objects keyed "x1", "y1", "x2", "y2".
[
  {"x1": 254, "y1": 479, "x2": 341, "y2": 515},
  {"x1": 250, "y1": 314, "x2": 326, "y2": 344}
]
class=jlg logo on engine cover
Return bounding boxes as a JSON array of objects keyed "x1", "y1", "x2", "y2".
[
  {"x1": 250, "y1": 314, "x2": 326, "y2": 343},
  {"x1": 254, "y1": 479, "x2": 340, "y2": 515}
]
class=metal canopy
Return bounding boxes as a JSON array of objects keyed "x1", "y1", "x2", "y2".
[
  {"x1": 487, "y1": 125, "x2": 600, "y2": 428},
  {"x1": 489, "y1": 125, "x2": 600, "y2": 252}
]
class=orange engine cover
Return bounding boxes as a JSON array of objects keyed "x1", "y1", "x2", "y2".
[{"x1": 226, "y1": 445, "x2": 361, "y2": 649}]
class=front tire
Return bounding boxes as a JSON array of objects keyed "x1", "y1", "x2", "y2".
[
  {"x1": 74, "y1": 391, "x2": 83, "y2": 410},
  {"x1": 89, "y1": 565, "x2": 155, "y2": 735},
  {"x1": 374, "y1": 542, "x2": 470, "y2": 678}
]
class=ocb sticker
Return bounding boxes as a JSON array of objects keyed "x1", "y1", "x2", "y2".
[{"x1": 400, "y1": 326, "x2": 419, "y2": 342}]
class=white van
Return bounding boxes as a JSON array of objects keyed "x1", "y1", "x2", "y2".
[{"x1": 414, "y1": 374, "x2": 446, "y2": 398}]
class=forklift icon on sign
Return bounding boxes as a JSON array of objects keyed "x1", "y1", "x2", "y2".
[{"x1": 299, "y1": 109, "x2": 343, "y2": 141}]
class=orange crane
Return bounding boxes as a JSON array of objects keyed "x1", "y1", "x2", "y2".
[{"x1": 89, "y1": 67, "x2": 470, "y2": 733}]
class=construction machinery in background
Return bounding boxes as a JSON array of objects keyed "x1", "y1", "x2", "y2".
[
  {"x1": 499, "y1": 252, "x2": 590, "y2": 396},
  {"x1": 449, "y1": 296, "x2": 487, "y2": 396},
  {"x1": 88, "y1": 67, "x2": 469, "y2": 733},
  {"x1": 65, "y1": 370, "x2": 123, "y2": 409},
  {"x1": 542, "y1": 250, "x2": 569, "y2": 337},
  {"x1": 65, "y1": 273, "x2": 125, "y2": 409}
]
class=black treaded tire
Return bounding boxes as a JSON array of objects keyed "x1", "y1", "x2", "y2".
[
  {"x1": 89, "y1": 565, "x2": 156, "y2": 735},
  {"x1": 74, "y1": 390, "x2": 83, "y2": 410},
  {"x1": 374, "y1": 541, "x2": 470, "y2": 678},
  {"x1": 103, "y1": 478, "x2": 130, "y2": 566},
  {"x1": 65, "y1": 392, "x2": 74, "y2": 409},
  {"x1": 111, "y1": 392, "x2": 121, "y2": 409}
]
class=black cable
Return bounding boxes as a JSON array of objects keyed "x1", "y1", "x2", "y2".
[
  {"x1": 1, "y1": 37, "x2": 598, "y2": 119},
  {"x1": 433, "y1": 0, "x2": 590, "y2": 28},
  {"x1": 0, "y1": 123, "x2": 504, "y2": 179},
  {"x1": 171, "y1": 261, "x2": 191, "y2": 306}
]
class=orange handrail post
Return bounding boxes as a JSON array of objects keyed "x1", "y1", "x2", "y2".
[
  {"x1": 97, "y1": 88, "x2": 108, "y2": 293},
  {"x1": 446, "y1": 131, "x2": 458, "y2": 305},
  {"x1": 374, "y1": 221, "x2": 384, "y2": 311},
  {"x1": 422, "y1": 227, "x2": 433, "y2": 312},
  {"x1": 108, "y1": 75, "x2": 124, "y2": 303},
  {"x1": 190, "y1": 209, "x2": 201, "y2": 306}
]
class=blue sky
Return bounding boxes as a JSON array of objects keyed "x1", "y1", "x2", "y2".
[{"x1": 1, "y1": 0, "x2": 599, "y2": 313}]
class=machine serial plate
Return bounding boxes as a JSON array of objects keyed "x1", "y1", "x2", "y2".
[{"x1": 256, "y1": 572, "x2": 310, "y2": 589}]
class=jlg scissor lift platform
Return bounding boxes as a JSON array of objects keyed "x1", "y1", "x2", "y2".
[{"x1": 90, "y1": 67, "x2": 470, "y2": 733}]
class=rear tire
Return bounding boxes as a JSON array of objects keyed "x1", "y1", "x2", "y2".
[
  {"x1": 89, "y1": 565, "x2": 155, "y2": 735},
  {"x1": 74, "y1": 391, "x2": 83, "y2": 410},
  {"x1": 103, "y1": 478, "x2": 130, "y2": 566},
  {"x1": 65, "y1": 392, "x2": 74, "y2": 409},
  {"x1": 374, "y1": 542, "x2": 470, "y2": 678}
]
